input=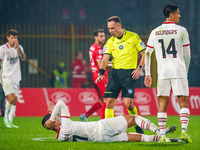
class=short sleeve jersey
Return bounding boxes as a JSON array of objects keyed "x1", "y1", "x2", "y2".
[
  {"x1": 89, "y1": 43, "x2": 104, "y2": 73},
  {"x1": 103, "y1": 29, "x2": 146, "y2": 69},
  {"x1": 0, "y1": 43, "x2": 23, "y2": 83},
  {"x1": 147, "y1": 22, "x2": 190, "y2": 79}
]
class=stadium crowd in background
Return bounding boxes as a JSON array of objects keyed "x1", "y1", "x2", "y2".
[
  {"x1": 80, "y1": 29, "x2": 109, "y2": 122},
  {"x1": 145, "y1": 4, "x2": 192, "y2": 143},
  {"x1": 95, "y1": 16, "x2": 145, "y2": 134},
  {"x1": 71, "y1": 52, "x2": 88, "y2": 88},
  {"x1": 0, "y1": 29, "x2": 26, "y2": 128},
  {"x1": 50, "y1": 62, "x2": 69, "y2": 88}
]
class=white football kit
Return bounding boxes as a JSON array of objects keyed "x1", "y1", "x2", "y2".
[
  {"x1": 145, "y1": 22, "x2": 191, "y2": 96},
  {"x1": 0, "y1": 43, "x2": 24, "y2": 97},
  {"x1": 50, "y1": 100, "x2": 128, "y2": 142}
]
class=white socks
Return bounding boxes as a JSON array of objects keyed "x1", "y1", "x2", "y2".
[
  {"x1": 157, "y1": 112, "x2": 167, "y2": 136},
  {"x1": 141, "y1": 135, "x2": 159, "y2": 142},
  {"x1": 9, "y1": 105, "x2": 16, "y2": 123},
  {"x1": 180, "y1": 108, "x2": 190, "y2": 133},
  {"x1": 5, "y1": 101, "x2": 11, "y2": 120},
  {"x1": 135, "y1": 115, "x2": 158, "y2": 133},
  {"x1": 4, "y1": 100, "x2": 16, "y2": 123}
]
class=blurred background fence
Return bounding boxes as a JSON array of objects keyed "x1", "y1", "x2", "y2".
[
  {"x1": 0, "y1": 24, "x2": 152, "y2": 87},
  {"x1": 0, "y1": 0, "x2": 199, "y2": 88}
]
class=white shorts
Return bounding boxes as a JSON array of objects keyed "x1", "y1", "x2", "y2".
[
  {"x1": 2, "y1": 80, "x2": 20, "y2": 97},
  {"x1": 157, "y1": 78, "x2": 189, "y2": 97},
  {"x1": 101, "y1": 116, "x2": 128, "y2": 142}
]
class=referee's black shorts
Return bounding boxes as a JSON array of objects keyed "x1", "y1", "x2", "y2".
[{"x1": 104, "y1": 69, "x2": 136, "y2": 99}]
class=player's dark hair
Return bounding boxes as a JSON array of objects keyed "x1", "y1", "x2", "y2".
[
  {"x1": 7, "y1": 29, "x2": 18, "y2": 37},
  {"x1": 107, "y1": 16, "x2": 121, "y2": 23},
  {"x1": 94, "y1": 29, "x2": 104, "y2": 37},
  {"x1": 42, "y1": 114, "x2": 51, "y2": 127},
  {"x1": 163, "y1": 4, "x2": 179, "y2": 18}
]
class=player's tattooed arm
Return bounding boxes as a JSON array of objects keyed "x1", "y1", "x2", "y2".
[{"x1": 17, "y1": 47, "x2": 26, "y2": 61}]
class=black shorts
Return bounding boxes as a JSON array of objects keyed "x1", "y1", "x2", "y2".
[{"x1": 104, "y1": 69, "x2": 136, "y2": 99}]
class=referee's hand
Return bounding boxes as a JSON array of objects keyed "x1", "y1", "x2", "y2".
[
  {"x1": 95, "y1": 75, "x2": 104, "y2": 83},
  {"x1": 131, "y1": 68, "x2": 142, "y2": 80}
]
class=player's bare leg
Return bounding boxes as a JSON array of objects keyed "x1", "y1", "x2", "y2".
[
  {"x1": 105, "y1": 98, "x2": 116, "y2": 118},
  {"x1": 178, "y1": 96, "x2": 192, "y2": 143},
  {"x1": 124, "y1": 97, "x2": 144, "y2": 134}
]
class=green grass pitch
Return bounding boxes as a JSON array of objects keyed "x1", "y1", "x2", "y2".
[{"x1": 0, "y1": 116, "x2": 199, "y2": 150}]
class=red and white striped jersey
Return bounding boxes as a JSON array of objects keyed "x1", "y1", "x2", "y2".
[{"x1": 147, "y1": 21, "x2": 190, "y2": 79}]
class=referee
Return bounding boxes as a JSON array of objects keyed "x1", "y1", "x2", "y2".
[{"x1": 96, "y1": 16, "x2": 146, "y2": 134}]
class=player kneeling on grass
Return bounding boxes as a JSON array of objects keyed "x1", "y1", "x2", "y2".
[{"x1": 42, "y1": 100, "x2": 180, "y2": 142}]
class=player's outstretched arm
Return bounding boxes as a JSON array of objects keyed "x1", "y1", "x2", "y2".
[{"x1": 95, "y1": 54, "x2": 110, "y2": 83}]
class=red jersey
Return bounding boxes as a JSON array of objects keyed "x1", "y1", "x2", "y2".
[
  {"x1": 89, "y1": 43, "x2": 108, "y2": 97},
  {"x1": 89, "y1": 43, "x2": 104, "y2": 74}
]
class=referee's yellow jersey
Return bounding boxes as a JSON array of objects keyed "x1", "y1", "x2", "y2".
[{"x1": 103, "y1": 29, "x2": 146, "y2": 69}]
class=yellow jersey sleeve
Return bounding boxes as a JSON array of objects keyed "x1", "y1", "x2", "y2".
[
  {"x1": 135, "y1": 34, "x2": 146, "y2": 52},
  {"x1": 103, "y1": 38, "x2": 113, "y2": 55}
]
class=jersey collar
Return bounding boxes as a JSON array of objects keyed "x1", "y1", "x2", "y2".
[
  {"x1": 163, "y1": 21, "x2": 175, "y2": 24},
  {"x1": 6, "y1": 43, "x2": 10, "y2": 48}
]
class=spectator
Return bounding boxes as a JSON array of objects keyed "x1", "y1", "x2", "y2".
[
  {"x1": 71, "y1": 52, "x2": 87, "y2": 88},
  {"x1": 50, "y1": 62, "x2": 69, "y2": 88}
]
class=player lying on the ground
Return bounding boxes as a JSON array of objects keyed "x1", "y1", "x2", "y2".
[{"x1": 42, "y1": 100, "x2": 181, "y2": 142}]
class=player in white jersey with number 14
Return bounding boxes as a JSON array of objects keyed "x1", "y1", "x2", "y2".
[
  {"x1": 0, "y1": 29, "x2": 26, "y2": 128},
  {"x1": 145, "y1": 4, "x2": 192, "y2": 143}
]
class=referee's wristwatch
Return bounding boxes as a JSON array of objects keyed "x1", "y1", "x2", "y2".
[{"x1": 138, "y1": 65, "x2": 143, "y2": 70}]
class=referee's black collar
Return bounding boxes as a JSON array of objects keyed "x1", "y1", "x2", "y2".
[{"x1": 117, "y1": 29, "x2": 126, "y2": 40}]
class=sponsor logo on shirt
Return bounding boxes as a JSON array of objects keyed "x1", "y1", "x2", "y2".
[
  {"x1": 99, "y1": 50, "x2": 103, "y2": 54},
  {"x1": 90, "y1": 46, "x2": 95, "y2": 51},
  {"x1": 140, "y1": 41, "x2": 146, "y2": 49},
  {"x1": 119, "y1": 45, "x2": 123, "y2": 50},
  {"x1": 7, "y1": 56, "x2": 19, "y2": 64}
]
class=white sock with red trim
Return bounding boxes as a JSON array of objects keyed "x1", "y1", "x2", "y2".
[
  {"x1": 135, "y1": 115, "x2": 158, "y2": 133},
  {"x1": 141, "y1": 135, "x2": 159, "y2": 142},
  {"x1": 180, "y1": 108, "x2": 190, "y2": 133},
  {"x1": 157, "y1": 112, "x2": 167, "y2": 136}
]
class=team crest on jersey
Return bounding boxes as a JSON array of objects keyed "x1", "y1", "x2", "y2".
[
  {"x1": 99, "y1": 50, "x2": 103, "y2": 54},
  {"x1": 128, "y1": 89, "x2": 133, "y2": 94},
  {"x1": 119, "y1": 45, "x2": 123, "y2": 50},
  {"x1": 140, "y1": 41, "x2": 146, "y2": 49},
  {"x1": 90, "y1": 46, "x2": 95, "y2": 51},
  {"x1": 103, "y1": 47, "x2": 107, "y2": 53}
]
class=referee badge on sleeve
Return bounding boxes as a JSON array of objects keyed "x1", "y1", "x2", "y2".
[
  {"x1": 103, "y1": 47, "x2": 107, "y2": 53},
  {"x1": 140, "y1": 41, "x2": 146, "y2": 49}
]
